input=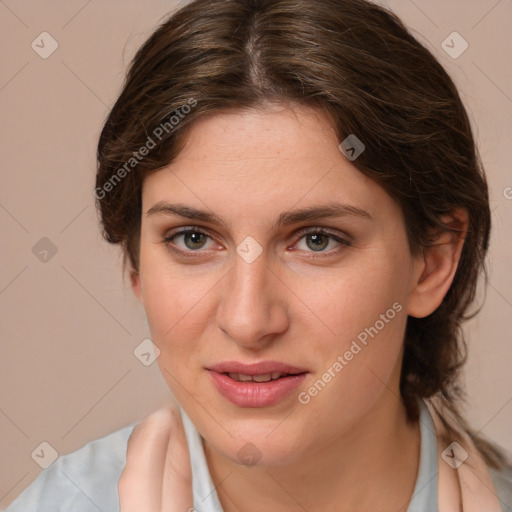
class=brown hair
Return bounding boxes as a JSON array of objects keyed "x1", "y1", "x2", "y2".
[{"x1": 96, "y1": 0, "x2": 508, "y2": 468}]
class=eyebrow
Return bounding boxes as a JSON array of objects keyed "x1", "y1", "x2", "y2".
[{"x1": 146, "y1": 201, "x2": 373, "y2": 229}]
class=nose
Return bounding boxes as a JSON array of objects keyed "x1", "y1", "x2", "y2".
[{"x1": 215, "y1": 249, "x2": 289, "y2": 350}]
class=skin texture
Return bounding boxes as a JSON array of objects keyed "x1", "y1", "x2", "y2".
[{"x1": 121, "y1": 103, "x2": 468, "y2": 512}]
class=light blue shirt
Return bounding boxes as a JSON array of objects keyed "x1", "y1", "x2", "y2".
[{"x1": 5, "y1": 400, "x2": 511, "y2": 511}]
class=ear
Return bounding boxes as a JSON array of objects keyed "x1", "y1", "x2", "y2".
[
  {"x1": 130, "y1": 269, "x2": 143, "y2": 302},
  {"x1": 407, "y1": 208, "x2": 468, "y2": 318}
]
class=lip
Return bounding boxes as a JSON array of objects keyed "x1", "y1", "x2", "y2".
[
  {"x1": 206, "y1": 360, "x2": 309, "y2": 408},
  {"x1": 207, "y1": 361, "x2": 308, "y2": 375}
]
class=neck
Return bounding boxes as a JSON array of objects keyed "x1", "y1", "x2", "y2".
[{"x1": 203, "y1": 394, "x2": 421, "y2": 512}]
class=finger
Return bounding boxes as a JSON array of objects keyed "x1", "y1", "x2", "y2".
[
  {"x1": 119, "y1": 407, "x2": 176, "y2": 512},
  {"x1": 160, "y1": 405, "x2": 194, "y2": 512}
]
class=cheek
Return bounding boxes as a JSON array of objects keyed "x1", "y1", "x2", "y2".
[
  {"x1": 294, "y1": 252, "x2": 408, "y2": 405},
  {"x1": 295, "y1": 252, "x2": 408, "y2": 341},
  {"x1": 142, "y1": 272, "x2": 207, "y2": 403},
  {"x1": 298, "y1": 303, "x2": 407, "y2": 436},
  {"x1": 139, "y1": 241, "x2": 217, "y2": 336},
  {"x1": 139, "y1": 265, "x2": 213, "y2": 378}
]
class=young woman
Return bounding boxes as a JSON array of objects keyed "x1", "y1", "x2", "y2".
[{"x1": 6, "y1": 0, "x2": 512, "y2": 511}]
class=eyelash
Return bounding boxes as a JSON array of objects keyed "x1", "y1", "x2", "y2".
[{"x1": 161, "y1": 226, "x2": 352, "y2": 259}]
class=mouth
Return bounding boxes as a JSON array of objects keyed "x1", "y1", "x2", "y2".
[
  {"x1": 206, "y1": 361, "x2": 309, "y2": 407},
  {"x1": 221, "y1": 371, "x2": 306, "y2": 382}
]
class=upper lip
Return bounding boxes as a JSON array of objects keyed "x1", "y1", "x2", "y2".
[{"x1": 207, "y1": 361, "x2": 308, "y2": 375}]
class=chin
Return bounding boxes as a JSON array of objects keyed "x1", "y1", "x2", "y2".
[{"x1": 204, "y1": 417, "x2": 307, "y2": 468}]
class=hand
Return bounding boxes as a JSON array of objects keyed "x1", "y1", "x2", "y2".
[{"x1": 118, "y1": 402, "x2": 195, "y2": 512}]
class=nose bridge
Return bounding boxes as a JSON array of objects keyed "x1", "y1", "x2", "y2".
[{"x1": 216, "y1": 249, "x2": 287, "y2": 347}]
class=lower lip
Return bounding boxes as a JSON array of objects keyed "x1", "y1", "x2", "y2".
[{"x1": 208, "y1": 371, "x2": 308, "y2": 407}]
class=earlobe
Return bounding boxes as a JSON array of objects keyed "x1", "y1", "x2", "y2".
[
  {"x1": 130, "y1": 270, "x2": 143, "y2": 302},
  {"x1": 407, "y1": 208, "x2": 468, "y2": 318}
]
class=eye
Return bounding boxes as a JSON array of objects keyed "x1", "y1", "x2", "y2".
[
  {"x1": 162, "y1": 227, "x2": 217, "y2": 256},
  {"x1": 293, "y1": 228, "x2": 351, "y2": 258},
  {"x1": 161, "y1": 226, "x2": 351, "y2": 258}
]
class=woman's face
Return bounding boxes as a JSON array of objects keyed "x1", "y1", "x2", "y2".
[{"x1": 133, "y1": 103, "x2": 424, "y2": 466}]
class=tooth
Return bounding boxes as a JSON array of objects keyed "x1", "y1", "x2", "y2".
[
  {"x1": 228, "y1": 372, "x2": 240, "y2": 381},
  {"x1": 252, "y1": 373, "x2": 272, "y2": 382},
  {"x1": 238, "y1": 373, "x2": 253, "y2": 382},
  {"x1": 271, "y1": 371, "x2": 283, "y2": 380}
]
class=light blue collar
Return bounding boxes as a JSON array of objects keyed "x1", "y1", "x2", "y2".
[{"x1": 407, "y1": 399, "x2": 439, "y2": 511}]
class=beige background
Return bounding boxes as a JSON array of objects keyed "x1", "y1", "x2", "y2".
[{"x1": 1, "y1": 0, "x2": 511, "y2": 507}]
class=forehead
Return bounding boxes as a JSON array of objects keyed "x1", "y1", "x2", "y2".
[
  {"x1": 176, "y1": 104, "x2": 336, "y2": 163},
  {"x1": 141, "y1": 104, "x2": 400, "y2": 229}
]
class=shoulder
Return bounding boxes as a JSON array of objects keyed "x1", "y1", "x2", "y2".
[
  {"x1": 489, "y1": 463, "x2": 512, "y2": 512},
  {"x1": 4, "y1": 423, "x2": 137, "y2": 512}
]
